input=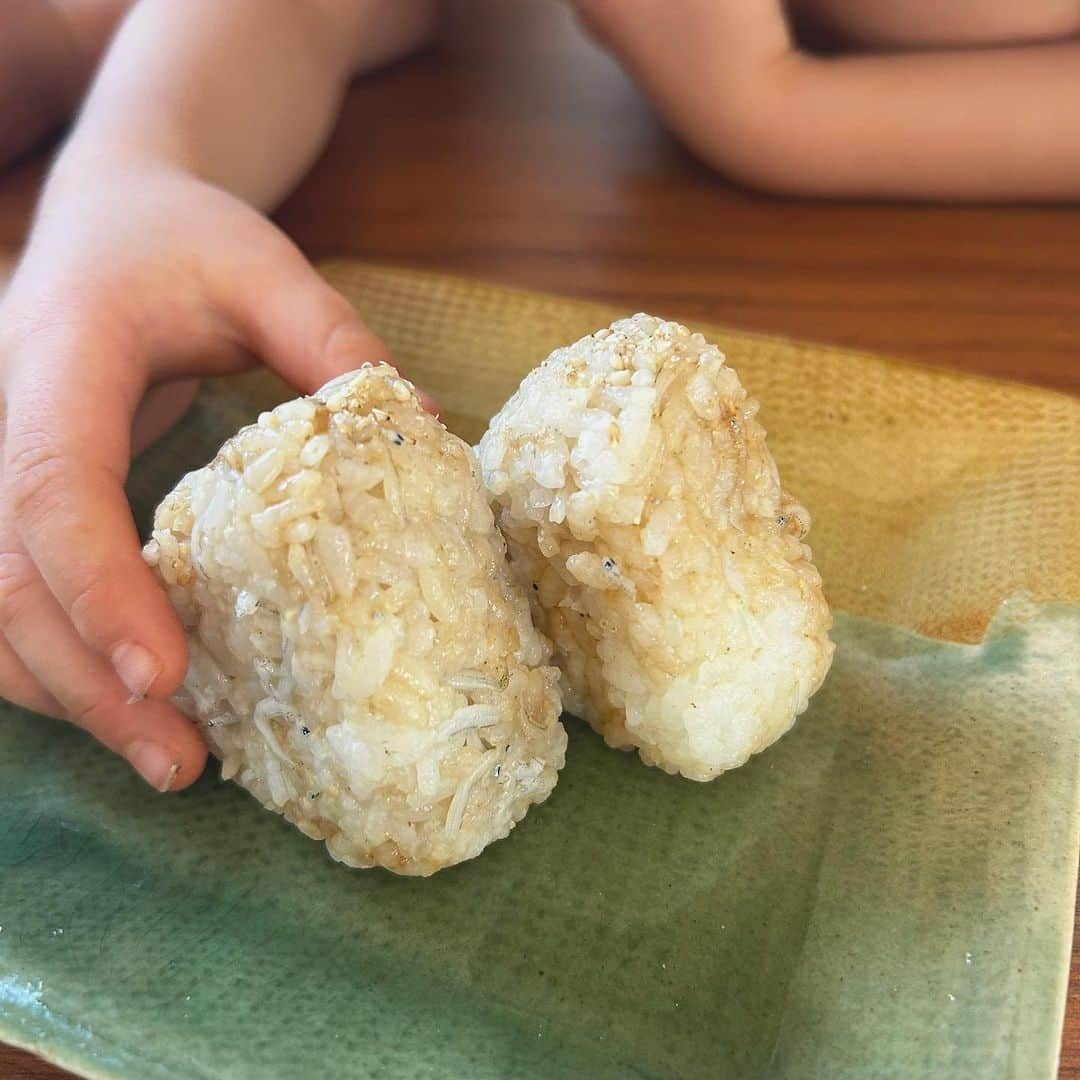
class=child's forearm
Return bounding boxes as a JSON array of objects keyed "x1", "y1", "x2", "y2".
[
  {"x1": 583, "y1": 0, "x2": 1080, "y2": 200},
  {"x1": 55, "y1": 0, "x2": 434, "y2": 208},
  {"x1": 710, "y1": 43, "x2": 1080, "y2": 200}
]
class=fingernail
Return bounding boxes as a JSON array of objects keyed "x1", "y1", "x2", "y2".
[
  {"x1": 125, "y1": 740, "x2": 181, "y2": 793},
  {"x1": 111, "y1": 642, "x2": 161, "y2": 703}
]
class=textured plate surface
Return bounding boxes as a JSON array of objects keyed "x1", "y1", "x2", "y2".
[{"x1": 1, "y1": 265, "x2": 1078, "y2": 1079}]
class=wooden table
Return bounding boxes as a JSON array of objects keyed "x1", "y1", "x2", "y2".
[{"x1": 1, "y1": 2, "x2": 1077, "y2": 1076}]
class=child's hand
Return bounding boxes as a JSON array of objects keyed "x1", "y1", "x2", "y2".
[
  {"x1": 0, "y1": 0, "x2": 435, "y2": 790},
  {"x1": 0, "y1": 151, "x2": 393, "y2": 791}
]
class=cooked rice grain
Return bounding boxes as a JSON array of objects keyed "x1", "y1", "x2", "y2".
[
  {"x1": 146, "y1": 365, "x2": 565, "y2": 875},
  {"x1": 478, "y1": 315, "x2": 833, "y2": 780}
]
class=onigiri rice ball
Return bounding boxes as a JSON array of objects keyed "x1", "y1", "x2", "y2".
[
  {"x1": 145, "y1": 364, "x2": 566, "y2": 875},
  {"x1": 477, "y1": 315, "x2": 833, "y2": 781}
]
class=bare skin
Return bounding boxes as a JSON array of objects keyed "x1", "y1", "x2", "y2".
[
  {"x1": 0, "y1": 0, "x2": 1077, "y2": 791},
  {"x1": 0, "y1": 0, "x2": 436, "y2": 790},
  {"x1": 574, "y1": 0, "x2": 1080, "y2": 199}
]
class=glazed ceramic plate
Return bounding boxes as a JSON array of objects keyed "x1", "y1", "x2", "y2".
[{"x1": 1, "y1": 266, "x2": 1078, "y2": 1079}]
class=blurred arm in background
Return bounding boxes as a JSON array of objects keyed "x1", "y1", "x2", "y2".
[{"x1": 574, "y1": 0, "x2": 1080, "y2": 201}]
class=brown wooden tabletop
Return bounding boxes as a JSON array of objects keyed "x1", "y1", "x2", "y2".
[{"x1": 1, "y1": 1, "x2": 1078, "y2": 1077}]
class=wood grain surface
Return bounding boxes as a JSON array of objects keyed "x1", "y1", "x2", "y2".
[{"x1": 1, "y1": 1, "x2": 1077, "y2": 1077}]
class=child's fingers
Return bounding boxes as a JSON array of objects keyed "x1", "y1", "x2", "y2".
[
  {"x1": 131, "y1": 377, "x2": 200, "y2": 456},
  {"x1": 0, "y1": 632, "x2": 63, "y2": 719},
  {"x1": 212, "y1": 231, "x2": 441, "y2": 413},
  {"x1": 0, "y1": 517, "x2": 206, "y2": 789},
  {"x1": 3, "y1": 321, "x2": 189, "y2": 702},
  {"x1": 215, "y1": 233, "x2": 393, "y2": 392}
]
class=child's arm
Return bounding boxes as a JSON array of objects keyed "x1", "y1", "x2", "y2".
[
  {"x1": 0, "y1": 0, "x2": 435, "y2": 790},
  {"x1": 65, "y1": 0, "x2": 436, "y2": 206},
  {"x1": 575, "y1": 0, "x2": 1080, "y2": 200}
]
